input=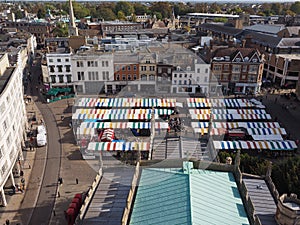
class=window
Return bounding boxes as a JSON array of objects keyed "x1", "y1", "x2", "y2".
[
  {"x1": 213, "y1": 65, "x2": 222, "y2": 71},
  {"x1": 57, "y1": 65, "x2": 63, "y2": 72},
  {"x1": 122, "y1": 75, "x2": 126, "y2": 80},
  {"x1": 248, "y1": 75, "x2": 256, "y2": 82},
  {"x1": 249, "y1": 65, "x2": 258, "y2": 73},
  {"x1": 95, "y1": 61, "x2": 98, "y2": 67},
  {"x1": 141, "y1": 74, "x2": 147, "y2": 80},
  {"x1": 173, "y1": 80, "x2": 176, "y2": 84},
  {"x1": 204, "y1": 77, "x2": 208, "y2": 82},
  {"x1": 105, "y1": 61, "x2": 108, "y2": 67},
  {"x1": 158, "y1": 68, "x2": 162, "y2": 73},
  {"x1": 65, "y1": 65, "x2": 71, "y2": 72},
  {"x1": 128, "y1": 74, "x2": 131, "y2": 80},
  {"x1": 49, "y1": 59, "x2": 53, "y2": 63},
  {"x1": 50, "y1": 66, "x2": 55, "y2": 73},
  {"x1": 232, "y1": 74, "x2": 240, "y2": 81},
  {"x1": 116, "y1": 74, "x2": 120, "y2": 80},
  {"x1": 197, "y1": 68, "x2": 200, "y2": 73},
  {"x1": 184, "y1": 80, "x2": 187, "y2": 85},
  {"x1": 65, "y1": 58, "x2": 69, "y2": 62},
  {"x1": 232, "y1": 65, "x2": 241, "y2": 72},
  {"x1": 122, "y1": 66, "x2": 126, "y2": 71},
  {"x1": 242, "y1": 66, "x2": 248, "y2": 72},
  {"x1": 196, "y1": 77, "x2": 200, "y2": 82},
  {"x1": 115, "y1": 65, "x2": 120, "y2": 71},
  {"x1": 66, "y1": 75, "x2": 72, "y2": 83},
  {"x1": 174, "y1": 74, "x2": 177, "y2": 78},
  {"x1": 127, "y1": 66, "x2": 131, "y2": 71},
  {"x1": 150, "y1": 66, "x2": 155, "y2": 71},
  {"x1": 168, "y1": 68, "x2": 171, "y2": 73},
  {"x1": 106, "y1": 72, "x2": 109, "y2": 80},
  {"x1": 95, "y1": 72, "x2": 99, "y2": 80},
  {"x1": 133, "y1": 74, "x2": 137, "y2": 80},
  {"x1": 88, "y1": 72, "x2": 92, "y2": 80},
  {"x1": 184, "y1": 74, "x2": 187, "y2": 78},
  {"x1": 57, "y1": 59, "x2": 61, "y2": 62},
  {"x1": 179, "y1": 80, "x2": 182, "y2": 85},
  {"x1": 102, "y1": 71, "x2": 106, "y2": 80},
  {"x1": 179, "y1": 74, "x2": 182, "y2": 78},
  {"x1": 146, "y1": 59, "x2": 150, "y2": 63},
  {"x1": 205, "y1": 68, "x2": 208, "y2": 73},
  {"x1": 77, "y1": 61, "x2": 83, "y2": 67},
  {"x1": 149, "y1": 75, "x2": 155, "y2": 81},
  {"x1": 50, "y1": 75, "x2": 56, "y2": 83},
  {"x1": 133, "y1": 65, "x2": 137, "y2": 71},
  {"x1": 223, "y1": 64, "x2": 229, "y2": 71},
  {"x1": 141, "y1": 66, "x2": 147, "y2": 71},
  {"x1": 58, "y1": 75, "x2": 64, "y2": 83},
  {"x1": 77, "y1": 72, "x2": 84, "y2": 80}
]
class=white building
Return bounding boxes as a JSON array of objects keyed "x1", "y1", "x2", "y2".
[
  {"x1": 46, "y1": 53, "x2": 72, "y2": 87},
  {"x1": 71, "y1": 50, "x2": 114, "y2": 94},
  {"x1": 0, "y1": 53, "x2": 27, "y2": 206},
  {"x1": 172, "y1": 59, "x2": 210, "y2": 94}
]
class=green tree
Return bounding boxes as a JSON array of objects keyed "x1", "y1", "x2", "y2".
[
  {"x1": 213, "y1": 17, "x2": 228, "y2": 23},
  {"x1": 271, "y1": 3, "x2": 283, "y2": 15},
  {"x1": 91, "y1": 7, "x2": 116, "y2": 21},
  {"x1": 37, "y1": 8, "x2": 46, "y2": 19},
  {"x1": 290, "y1": 1, "x2": 300, "y2": 14},
  {"x1": 52, "y1": 22, "x2": 68, "y2": 37},
  {"x1": 150, "y1": 2, "x2": 172, "y2": 19},
  {"x1": 153, "y1": 11, "x2": 163, "y2": 21},
  {"x1": 133, "y1": 3, "x2": 149, "y2": 15},
  {"x1": 73, "y1": 2, "x2": 90, "y2": 19},
  {"x1": 15, "y1": 10, "x2": 23, "y2": 20},
  {"x1": 115, "y1": 1, "x2": 134, "y2": 16},
  {"x1": 117, "y1": 11, "x2": 126, "y2": 21}
]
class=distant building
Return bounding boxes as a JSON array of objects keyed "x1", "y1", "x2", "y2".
[{"x1": 100, "y1": 21, "x2": 143, "y2": 37}]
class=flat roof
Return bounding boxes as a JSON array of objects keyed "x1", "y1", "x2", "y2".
[
  {"x1": 130, "y1": 162, "x2": 250, "y2": 225},
  {"x1": 0, "y1": 67, "x2": 14, "y2": 95},
  {"x1": 243, "y1": 178, "x2": 277, "y2": 225}
]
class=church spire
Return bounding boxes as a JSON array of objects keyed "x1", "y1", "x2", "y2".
[{"x1": 68, "y1": 0, "x2": 78, "y2": 36}]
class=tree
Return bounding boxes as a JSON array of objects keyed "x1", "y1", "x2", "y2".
[
  {"x1": 133, "y1": 3, "x2": 149, "y2": 15},
  {"x1": 37, "y1": 8, "x2": 46, "y2": 19},
  {"x1": 91, "y1": 7, "x2": 116, "y2": 21},
  {"x1": 73, "y1": 2, "x2": 90, "y2": 19},
  {"x1": 271, "y1": 3, "x2": 283, "y2": 15},
  {"x1": 115, "y1": 1, "x2": 134, "y2": 17},
  {"x1": 52, "y1": 22, "x2": 68, "y2": 37},
  {"x1": 150, "y1": 2, "x2": 172, "y2": 19},
  {"x1": 15, "y1": 10, "x2": 23, "y2": 20},
  {"x1": 290, "y1": 1, "x2": 300, "y2": 14},
  {"x1": 117, "y1": 11, "x2": 126, "y2": 21}
]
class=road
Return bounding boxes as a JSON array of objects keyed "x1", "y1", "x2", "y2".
[{"x1": 20, "y1": 59, "x2": 62, "y2": 225}]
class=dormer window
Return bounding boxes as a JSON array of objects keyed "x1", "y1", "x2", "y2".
[
  {"x1": 236, "y1": 58, "x2": 241, "y2": 62},
  {"x1": 177, "y1": 66, "x2": 181, "y2": 71}
]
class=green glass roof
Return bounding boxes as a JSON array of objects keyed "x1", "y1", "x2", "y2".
[{"x1": 130, "y1": 162, "x2": 250, "y2": 225}]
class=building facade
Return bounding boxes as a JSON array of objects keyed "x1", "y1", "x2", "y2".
[
  {"x1": 46, "y1": 53, "x2": 73, "y2": 88},
  {"x1": 210, "y1": 48, "x2": 264, "y2": 95},
  {"x1": 264, "y1": 54, "x2": 300, "y2": 87},
  {"x1": 0, "y1": 54, "x2": 27, "y2": 206},
  {"x1": 71, "y1": 51, "x2": 114, "y2": 94}
]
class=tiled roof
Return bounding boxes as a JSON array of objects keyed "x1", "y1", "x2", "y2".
[
  {"x1": 240, "y1": 30, "x2": 282, "y2": 48},
  {"x1": 198, "y1": 23, "x2": 243, "y2": 36},
  {"x1": 130, "y1": 162, "x2": 250, "y2": 225},
  {"x1": 212, "y1": 47, "x2": 259, "y2": 60},
  {"x1": 277, "y1": 38, "x2": 300, "y2": 47}
]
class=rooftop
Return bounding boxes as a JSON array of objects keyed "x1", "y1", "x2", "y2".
[
  {"x1": 130, "y1": 162, "x2": 250, "y2": 225},
  {"x1": 243, "y1": 178, "x2": 277, "y2": 225}
]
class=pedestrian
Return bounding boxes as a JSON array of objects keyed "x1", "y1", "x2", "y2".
[
  {"x1": 29, "y1": 144, "x2": 32, "y2": 151},
  {"x1": 20, "y1": 170, "x2": 24, "y2": 177},
  {"x1": 76, "y1": 178, "x2": 79, "y2": 184},
  {"x1": 57, "y1": 192, "x2": 60, "y2": 198},
  {"x1": 5, "y1": 219, "x2": 9, "y2": 225}
]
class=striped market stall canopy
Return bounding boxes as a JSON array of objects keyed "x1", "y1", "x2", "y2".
[
  {"x1": 247, "y1": 128, "x2": 287, "y2": 136},
  {"x1": 73, "y1": 113, "x2": 153, "y2": 120},
  {"x1": 187, "y1": 98, "x2": 256, "y2": 108},
  {"x1": 191, "y1": 122, "x2": 209, "y2": 128},
  {"x1": 80, "y1": 122, "x2": 168, "y2": 129},
  {"x1": 213, "y1": 140, "x2": 297, "y2": 151},
  {"x1": 212, "y1": 122, "x2": 281, "y2": 129},
  {"x1": 211, "y1": 114, "x2": 271, "y2": 121},
  {"x1": 87, "y1": 141, "x2": 150, "y2": 151},
  {"x1": 190, "y1": 114, "x2": 210, "y2": 120},
  {"x1": 193, "y1": 128, "x2": 209, "y2": 134},
  {"x1": 76, "y1": 98, "x2": 177, "y2": 108},
  {"x1": 189, "y1": 109, "x2": 267, "y2": 115}
]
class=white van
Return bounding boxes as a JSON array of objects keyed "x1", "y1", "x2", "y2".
[
  {"x1": 37, "y1": 133, "x2": 47, "y2": 147},
  {"x1": 37, "y1": 125, "x2": 46, "y2": 135}
]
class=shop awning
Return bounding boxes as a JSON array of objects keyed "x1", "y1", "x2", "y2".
[
  {"x1": 251, "y1": 135, "x2": 283, "y2": 141},
  {"x1": 87, "y1": 141, "x2": 150, "y2": 151}
]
